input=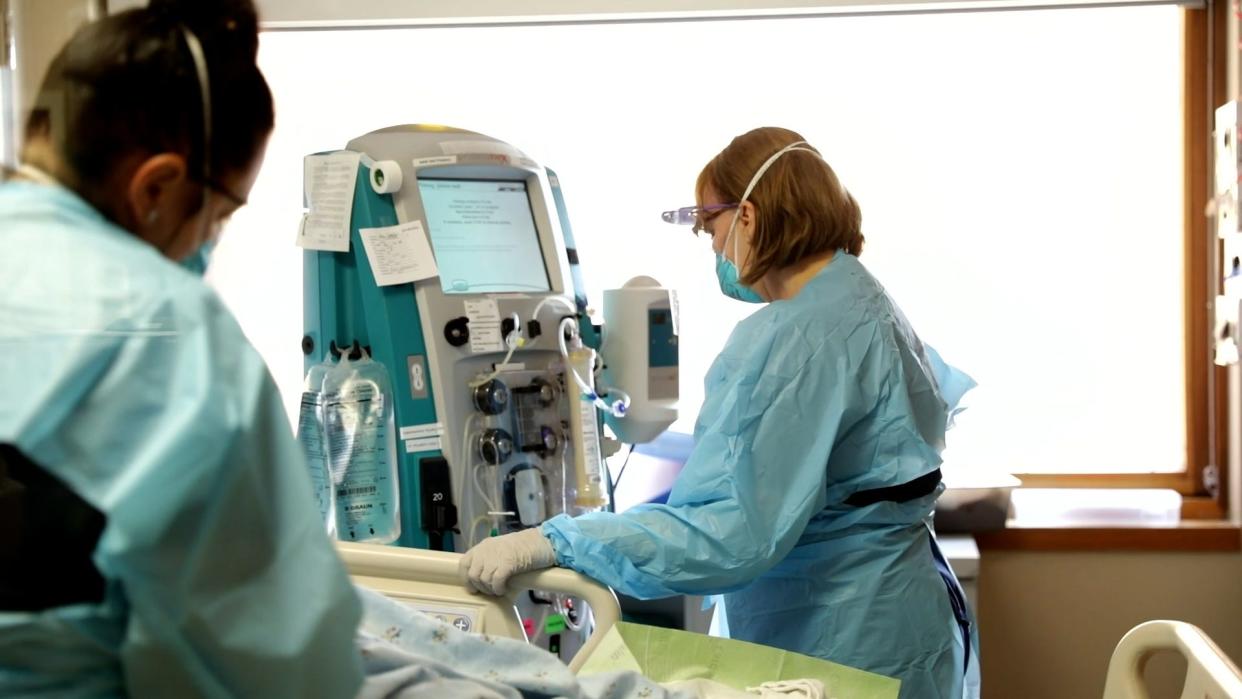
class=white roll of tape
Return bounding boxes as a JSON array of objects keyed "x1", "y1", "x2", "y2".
[{"x1": 370, "y1": 160, "x2": 404, "y2": 194}]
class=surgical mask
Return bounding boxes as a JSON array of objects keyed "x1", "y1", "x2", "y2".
[
  {"x1": 181, "y1": 238, "x2": 216, "y2": 277},
  {"x1": 715, "y1": 254, "x2": 766, "y2": 303},
  {"x1": 716, "y1": 140, "x2": 828, "y2": 303}
]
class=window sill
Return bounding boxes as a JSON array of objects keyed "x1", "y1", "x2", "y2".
[
  {"x1": 947, "y1": 488, "x2": 1238, "y2": 551},
  {"x1": 974, "y1": 521, "x2": 1241, "y2": 551}
]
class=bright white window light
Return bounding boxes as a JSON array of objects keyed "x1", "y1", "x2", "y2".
[{"x1": 210, "y1": 5, "x2": 1183, "y2": 476}]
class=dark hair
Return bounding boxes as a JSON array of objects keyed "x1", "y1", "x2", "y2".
[
  {"x1": 23, "y1": 0, "x2": 273, "y2": 204},
  {"x1": 696, "y1": 127, "x2": 864, "y2": 285}
]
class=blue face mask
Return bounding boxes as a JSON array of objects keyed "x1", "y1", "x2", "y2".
[
  {"x1": 715, "y1": 253, "x2": 765, "y2": 304},
  {"x1": 181, "y1": 239, "x2": 216, "y2": 278}
]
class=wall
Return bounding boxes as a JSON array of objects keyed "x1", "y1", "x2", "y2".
[
  {"x1": 978, "y1": 548, "x2": 1242, "y2": 697},
  {"x1": 8, "y1": 0, "x2": 101, "y2": 138}
]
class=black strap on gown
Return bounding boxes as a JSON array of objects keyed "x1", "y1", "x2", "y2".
[{"x1": 0, "y1": 444, "x2": 107, "y2": 612}]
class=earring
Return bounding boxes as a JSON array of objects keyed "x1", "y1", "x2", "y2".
[{"x1": 146, "y1": 210, "x2": 159, "y2": 225}]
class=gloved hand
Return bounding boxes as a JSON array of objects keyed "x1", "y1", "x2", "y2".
[{"x1": 459, "y1": 527, "x2": 557, "y2": 596}]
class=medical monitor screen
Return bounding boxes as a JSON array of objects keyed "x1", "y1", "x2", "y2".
[{"x1": 417, "y1": 179, "x2": 552, "y2": 294}]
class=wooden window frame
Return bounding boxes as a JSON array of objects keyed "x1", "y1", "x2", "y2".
[{"x1": 1014, "y1": 2, "x2": 1229, "y2": 521}]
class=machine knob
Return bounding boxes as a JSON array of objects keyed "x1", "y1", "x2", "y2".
[
  {"x1": 444, "y1": 316, "x2": 470, "y2": 347},
  {"x1": 540, "y1": 426, "x2": 559, "y2": 455},
  {"x1": 478, "y1": 428, "x2": 514, "y2": 465},
  {"x1": 472, "y1": 379, "x2": 510, "y2": 415},
  {"x1": 532, "y1": 377, "x2": 557, "y2": 407}
]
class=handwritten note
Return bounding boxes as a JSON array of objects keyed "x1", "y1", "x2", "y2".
[{"x1": 359, "y1": 221, "x2": 439, "y2": 286}]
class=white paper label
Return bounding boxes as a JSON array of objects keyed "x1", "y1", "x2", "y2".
[
  {"x1": 359, "y1": 221, "x2": 438, "y2": 286},
  {"x1": 470, "y1": 323, "x2": 504, "y2": 353},
  {"x1": 413, "y1": 155, "x2": 458, "y2": 168},
  {"x1": 298, "y1": 152, "x2": 360, "y2": 252},
  {"x1": 405, "y1": 437, "x2": 443, "y2": 453},
  {"x1": 400, "y1": 423, "x2": 444, "y2": 441},
  {"x1": 464, "y1": 298, "x2": 500, "y2": 324}
]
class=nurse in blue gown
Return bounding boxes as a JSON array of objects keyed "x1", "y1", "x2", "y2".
[
  {"x1": 0, "y1": 2, "x2": 363, "y2": 696},
  {"x1": 462, "y1": 127, "x2": 982, "y2": 699}
]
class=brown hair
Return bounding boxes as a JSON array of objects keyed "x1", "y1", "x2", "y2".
[{"x1": 696, "y1": 126, "x2": 864, "y2": 285}]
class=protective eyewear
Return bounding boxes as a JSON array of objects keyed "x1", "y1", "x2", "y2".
[
  {"x1": 188, "y1": 173, "x2": 247, "y2": 209},
  {"x1": 193, "y1": 175, "x2": 247, "y2": 208},
  {"x1": 661, "y1": 203, "x2": 738, "y2": 235}
]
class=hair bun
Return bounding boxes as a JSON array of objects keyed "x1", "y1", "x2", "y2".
[{"x1": 147, "y1": 0, "x2": 260, "y2": 55}]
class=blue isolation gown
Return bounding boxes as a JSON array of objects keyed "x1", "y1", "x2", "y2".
[
  {"x1": 542, "y1": 252, "x2": 981, "y2": 698},
  {"x1": 0, "y1": 182, "x2": 364, "y2": 697}
]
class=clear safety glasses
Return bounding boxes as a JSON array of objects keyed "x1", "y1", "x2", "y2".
[{"x1": 661, "y1": 203, "x2": 738, "y2": 235}]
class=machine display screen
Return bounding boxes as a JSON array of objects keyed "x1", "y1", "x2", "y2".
[{"x1": 417, "y1": 179, "x2": 552, "y2": 294}]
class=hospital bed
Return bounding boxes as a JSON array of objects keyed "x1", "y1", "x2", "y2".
[
  {"x1": 338, "y1": 541, "x2": 619, "y2": 672},
  {"x1": 1103, "y1": 620, "x2": 1242, "y2": 699}
]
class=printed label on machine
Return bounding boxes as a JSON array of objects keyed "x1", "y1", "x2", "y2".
[
  {"x1": 405, "y1": 437, "x2": 443, "y2": 453},
  {"x1": 470, "y1": 324, "x2": 505, "y2": 353},
  {"x1": 412, "y1": 155, "x2": 458, "y2": 168},
  {"x1": 464, "y1": 298, "x2": 501, "y2": 323},
  {"x1": 400, "y1": 422, "x2": 444, "y2": 441},
  {"x1": 464, "y1": 298, "x2": 505, "y2": 353},
  {"x1": 440, "y1": 140, "x2": 525, "y2": 161}
]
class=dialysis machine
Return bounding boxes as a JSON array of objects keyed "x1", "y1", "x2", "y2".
[{"x1": 299, "y1": 125, "x2": 678, "y2": 658}]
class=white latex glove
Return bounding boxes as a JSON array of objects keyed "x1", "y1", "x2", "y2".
[{"x1": 459, "y1": 527, "x2": 557, "y2": 596}]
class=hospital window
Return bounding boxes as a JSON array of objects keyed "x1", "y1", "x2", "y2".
[
  {"x1": 203, "y1": 4, "x2": 1221, "y2": 506},
  {"x1": 0, "y1": 71, "x2": 11, "y2": 166}
]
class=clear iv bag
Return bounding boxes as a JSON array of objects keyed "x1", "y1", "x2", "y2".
[
  {"x1": 296, "y1": 355, "x2": 337, "y2": 537},
  {"x1": 322, "y1": 350, "x2": 402, "y2": 544}
]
